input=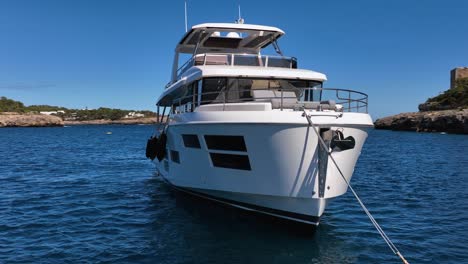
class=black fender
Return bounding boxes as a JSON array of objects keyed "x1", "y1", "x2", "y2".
[{"x1": 146, "y1": 136, "x2": 158, "y2": 160}]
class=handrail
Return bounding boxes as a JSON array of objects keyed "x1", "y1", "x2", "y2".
[
  {"x1": 176, "y1": 58, "x2": 195, "y2": 78},
  {"x1": 174, "y1": 53, "x2": 298, "y2": 80},
  {"x1": 171, "y1": 87, "x2": 368, "y2": 113}
]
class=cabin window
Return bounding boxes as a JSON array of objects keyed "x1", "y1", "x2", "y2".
[
  {"x1": 201, "y1": 78, "x2": 227, "y2": 105},
  {"x1": 182, "y1": 134, "x2": 201, "y2": 149},
  {"x1": 170, "y1": 150, "x2": 180, "y2": 164},
  {"x1": 226, "y1": 78, "x2": 254, "y2": 102},
  {"x1": 197, "y1": 80, "x2": 202, "y2": 106},
  {"x1": 175, "y1": 78, "x2": 322, "y2": 108},
  {"x1": 204, "y1": 135, "x2": 247, "y2": 152},
  {"x1": 209, "y1": 153, "x2": 251, "y2": 171},
  {"x1": 307, "y1": 81, "x2": 323, "y2": 102},
  {"x1": 173, "y1": 82, "x2": 199, "y2": 113},
  {"x1": 290, "y1": 80, "x2": 322, "y2": 101}
]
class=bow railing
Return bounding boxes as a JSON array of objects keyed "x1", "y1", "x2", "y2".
[{"x1": 171, "y1": 87, "x2": 368, "y2": 113}]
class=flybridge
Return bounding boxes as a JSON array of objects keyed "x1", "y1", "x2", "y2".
[
  {"x1": 176, "y1": 23, "x2": 285, "y2": 54},
  {"x1": 170, "y1": 23, "x2": 288, "y2": 83}
]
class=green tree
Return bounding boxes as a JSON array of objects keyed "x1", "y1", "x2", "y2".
[
  {"x1": 420, "y1": 78, "x2": 468, "y2": 111},
  {"x1": 26, "y1": 105, "x2": 67, "y2": 112},
  {"x1": 0, "y1": 96, "x2": 157, "y2": 120},
  {"x1": 0, "y1": 97, "x2": 25, "y2": 112}
]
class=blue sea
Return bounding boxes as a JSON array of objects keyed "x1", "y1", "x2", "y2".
[{"x1": 0, "y1": 125, "x2": 467, "y2": 263}]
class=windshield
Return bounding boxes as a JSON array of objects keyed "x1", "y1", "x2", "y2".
[{"x1": 201, "y1": 77, "x2": 323, "y2": 104}]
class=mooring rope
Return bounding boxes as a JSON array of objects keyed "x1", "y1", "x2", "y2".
[{"x1": 302, "y1": 110, "x2": 409, "y2": 264}]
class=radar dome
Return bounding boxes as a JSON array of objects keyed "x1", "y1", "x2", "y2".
[{"x1": 226, "y1": 32, "x2": 240, "y2": 38}]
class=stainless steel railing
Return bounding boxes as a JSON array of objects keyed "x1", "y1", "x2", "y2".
[
  {"x1": 175, "y1": 53, "x2": 298, "y2": 79},
  {"x1": 171, "y1": 87, "x2": 368, "y2": 113}
]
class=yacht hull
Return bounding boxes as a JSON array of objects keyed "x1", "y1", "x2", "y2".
[
  {"x1": 160, "y1": 179, "x2": 322, "y2": 225},
  {"x1": 153, "y1": 111, "x2": 372, "y2": 225}
]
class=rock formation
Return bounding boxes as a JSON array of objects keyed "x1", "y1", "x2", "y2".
[
  {"x1": 375, "y1": 75, "x2": 467, "y2": 134},
  {"x1": 374, "y1": 109, "x2": 468, "y2": 134},
  {"x1": 0, "y1": 113, "x2": 64, "y2": 127},
  {"x1": 63, "y1": 117, "x2": 156, "y2": 125}
]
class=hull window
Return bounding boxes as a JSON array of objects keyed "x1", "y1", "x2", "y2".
[
  {"x1": 182, "y1": 134, "x2": 201, "y2": 149},
  {"x1": 170, "y1": 150, "x2": 180, "y2": 164},
  {"x1": 209, "y1": 153, "x2": 251, "y2": 171},
  {"x1": 204, "y1": 135, "x2": 247, "y2": 152}
]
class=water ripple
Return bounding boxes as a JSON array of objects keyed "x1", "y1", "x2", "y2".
[{"x1": 0, "y1": 127, "x2": 467, "y2": 263}]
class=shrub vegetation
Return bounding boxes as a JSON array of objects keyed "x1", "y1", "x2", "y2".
[
  {"x1": 0, "y1": 97, "x2": 156, "y2": 120},
  {"x1": 419, "y1": 78, "x2": 468, "y2": 111}
]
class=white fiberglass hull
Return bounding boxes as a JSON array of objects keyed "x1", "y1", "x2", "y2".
[{"x1": 154, "y1": 110, "x2": 373, "y2": 225}]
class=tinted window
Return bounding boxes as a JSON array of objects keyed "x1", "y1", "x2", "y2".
[
  {"x1": 234, "y1": 54, "x2": 261, "y2": 66},
  {"x1": 204, "y1": 135, "x2": 247, "y2": 152},
  {"x1": 226, "y1": 79, "x2": 254, "y2": 102},
  {"x1": 170, "y1": 150, "x2": 180, "y2": 163},
  {"x1": 268, "y1": 57, "x2": 291, "y2": 68},
  {"x1": 182, "y1": 134, "x2": 201, "y2": 148},
  {"x1": 201, "y1": 78, "x2": 227, "y2": 105},
  {"x1": 210, "y1": 153, "x2": 251, "y2": 171},
  {"x1": 199, "y1": 78, "x2": 322, "y2": 104}
]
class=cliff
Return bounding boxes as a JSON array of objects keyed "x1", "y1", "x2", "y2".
[
  {"x1": 0, "y1": 112, "x2": 158, "y2": 127},
  {"x1": 0, "y1": 113, "x2": 64, "y2": 127},
  {"x1": 63, "y1": 117, "x2": 156, "y2": 125},
  {"x1": 418, "y1": 78, "x2": 468, "y2": 111},
  {"x1": 375, "y1": 77, "x2": 468, "y2": 134},
  {"x1": 374, "y1": 109, "x2": 468, "y2": 134}
]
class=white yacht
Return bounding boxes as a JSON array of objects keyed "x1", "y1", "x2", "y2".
[{"x1": 146, "y1": 22, "x2": 373, "y2": 226}]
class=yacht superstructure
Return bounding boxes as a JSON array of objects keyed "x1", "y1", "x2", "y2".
[{"x1": 146, "y1": 23, "x2": 373, "y2": 225}]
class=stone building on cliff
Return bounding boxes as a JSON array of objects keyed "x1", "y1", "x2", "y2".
[{"x1": 451, "y1": 67, "x2": 468, "y2": 89}]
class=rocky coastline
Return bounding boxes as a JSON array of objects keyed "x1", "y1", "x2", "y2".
[
  {"x1": 0, "y1": 113, "x2": 64, "y2": 127},
  {"x1": 374, "y1": 109, "x2": 468, "y2": 134},
  {"x1": 0, "y1": 113, "x2": 156, "y2": 127},
  {"x1": 63, "y1": 117, "x2": 156, "y2": 125}
]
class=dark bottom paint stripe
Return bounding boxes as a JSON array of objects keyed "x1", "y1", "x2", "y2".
[{"x1": 158, "y1": 173, "x2": 320, "y2": 225}]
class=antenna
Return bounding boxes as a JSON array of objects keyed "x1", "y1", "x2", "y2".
[
  {"x1": 184, "y1": 1, "x2": 188, "y2": 32},
  {"x1": 236, "y1": 5, "x2": 244, "y2": 24}
]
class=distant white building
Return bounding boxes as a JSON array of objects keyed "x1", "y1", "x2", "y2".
[
  {"x1": 40, "y1": 110, "x2": 65, "y2": 115},
  {"x1": 124, "y1": 112, "x2": 145, "y2": 118}
]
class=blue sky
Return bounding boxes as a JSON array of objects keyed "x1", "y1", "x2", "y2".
[{"x1": 1, "y1": 0, "x2": 467, "y2": 118}]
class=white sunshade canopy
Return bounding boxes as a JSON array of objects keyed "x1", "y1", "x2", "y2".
[{"x1": 177, "y1": 23, "x2": 285, "y2": 54}]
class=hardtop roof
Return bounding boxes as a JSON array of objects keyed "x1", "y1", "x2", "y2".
[{"x1": 177, "y1": 23, "x2": 285, "y2": 54}]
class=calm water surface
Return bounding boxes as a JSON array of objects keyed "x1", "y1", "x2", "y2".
[{"x1": 0, "y1": 126, "x2": 467, "y2": 263}]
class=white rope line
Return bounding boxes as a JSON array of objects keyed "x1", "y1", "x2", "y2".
[{"x1": 303, "y1": 111, "x2": 409, "y2": 264}]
